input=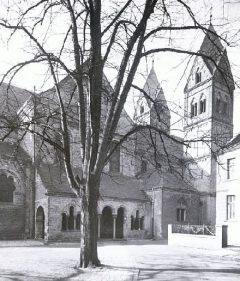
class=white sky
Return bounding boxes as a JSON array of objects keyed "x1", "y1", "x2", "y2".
[{"x1": 0, "y1": 0, "x2": 240, "y2": 136}]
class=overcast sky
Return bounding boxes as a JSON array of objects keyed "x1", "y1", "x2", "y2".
[{"x1": 0, "y1": 0, "x2": 239, "y2": 136}]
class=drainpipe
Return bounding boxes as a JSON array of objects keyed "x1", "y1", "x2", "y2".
[{"x1": 152, "y1": 187, "x2": 155, "y2": 239}]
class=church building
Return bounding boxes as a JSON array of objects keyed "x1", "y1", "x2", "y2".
[{"x1": 0, "y1": 25, "x2": 235, "y2": 243}]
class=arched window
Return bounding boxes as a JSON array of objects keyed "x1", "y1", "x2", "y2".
[
  {"x1": 195, "y1": 68, "x2": 202, "y2": 84},
  {"x1": 0, "y1": 174, "x2": 15, "y2": 202},
  {"x1": 134, "y1": 210, "x2": 140, "y2": 230},
  {"x1": 191, "y1": 99, "x2": 198, "y2": 117},
  {"x1": 61, "y1": 213, "x2": 67, "y2": 231},
  {"x1": 176, "y1": 198, "x2": 186, "y2": 222},
  {"x1": 68, "y1": 206, "x2": 74, "y2": 230},
  {"x1": 140, "y1": 105, "x2": 144, "y2": 114},
  {"x1": 76, "y1": 213, "x2": 81, "y2": 230},
  {"x1": 200, "y1": 94, "x2": 206, "y2": 114}
]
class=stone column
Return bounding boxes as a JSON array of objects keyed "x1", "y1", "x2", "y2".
[
  {"x1": 97, "y1": 214, "x2": 102, "y2": 239},
  {"x1": 113, "y1": 214, "x2": 117, "y2": 239}
]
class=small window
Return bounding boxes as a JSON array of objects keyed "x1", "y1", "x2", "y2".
[
  {"x1": 140, "y1": 105, "x2": 144, "y2": 114},
  {"x1": 191, "y1": 102, "x2": 198, "y2": 117},
  {"x1": 177, "y1": 208, "x2": 186, "y2": 222},
  {"x1": 227, "y1": 158, "x2": 235, "y2": 179},
  {"x1": 195, "y1": 68, "x2": 202, "y2": 84},
  {"x1": 134, "y1": 210, "x2": 140, "y2": 230},
  {"x1": 68, "y1": 206, "x2": 74, "y2": 230},
  {"x1": 61, "y1": 213, "x2": 67, "y2": 231},
  {"x1": 200, "y1": 98, "x2": 206, "y2": 114},
  {"x1": 227, "y1": 195, "x2": 235, "y2": 220}
]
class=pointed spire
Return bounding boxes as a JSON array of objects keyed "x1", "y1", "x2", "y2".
[{"x1": 210, "y1": 5, "x2": 213, "y2": 24}]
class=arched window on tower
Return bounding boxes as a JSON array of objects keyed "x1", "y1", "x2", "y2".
[
  {"x1": 195, "y1": 68, "x2": 202, "y2": 84},
  {"x1": 140, "y1": 105, "x2": 144, "y2": 114},
  {"x1": 191, "y1": 99, "x2": 198, "y2": 117},
  {"x1": 200, "y1": 94, "x2": 206, "y2": 114}
]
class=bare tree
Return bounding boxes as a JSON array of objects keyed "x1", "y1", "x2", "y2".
[{"x1": 0, "y1": 0, "x2": 235, "y2": 267}]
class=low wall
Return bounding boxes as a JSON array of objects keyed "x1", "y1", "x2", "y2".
[{"x1": 168, "y1": 225, "x2": 227, "y2": 249}]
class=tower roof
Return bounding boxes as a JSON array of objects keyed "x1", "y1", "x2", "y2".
[
  {"x1": 185, "y1": 24, "x2": 235, "y2": 92},
  {"x1": 199, "y1": 24, "x2": 224, "y2": 73},
  {"x1": 143, "y1": 66, "x2": 168, "y2": 109}
]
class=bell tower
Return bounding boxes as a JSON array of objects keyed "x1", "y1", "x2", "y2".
[
  {"x1": 184, "y1": 24, "x2": 234, "y2": 224},
  {"x1": 134, "y1": 66, "x2": 170, "y2": 133}
]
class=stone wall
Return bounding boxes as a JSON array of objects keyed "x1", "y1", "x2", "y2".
[
  {"x1": 161, "y1": 189, "x2": 201, "y2": 238},
  {"x1": 0, "y1": 147, "x2": 33, "y2": 239},
  {"x1": 47, "y1": 196, "x2": 81, "y2": 242},
  {"x1": 98, "y1": 197, "x2": 151, "y2": 239}
]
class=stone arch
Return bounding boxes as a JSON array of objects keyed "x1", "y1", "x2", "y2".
[
  {"x1": 35, "y1": 206, "x2": 45, "y2": 239},
  {"x1": 100, "y1": 206, "x2": 114, "y2": 238},
  {"x1": 0, "y1": 168, "x2": 24, "y2": 195},
  {"x1": 100, "y1": 204, "x2": 116, "y2": 215}
]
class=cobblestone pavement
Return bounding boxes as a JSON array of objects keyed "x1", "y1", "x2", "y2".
[{"x1": 0, "y1": 240, "x2": 239, "y2": 280}]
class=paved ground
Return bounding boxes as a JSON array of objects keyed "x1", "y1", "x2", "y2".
[{"x1": 0, "y1": 240, "x2": 240, "y2": 280}]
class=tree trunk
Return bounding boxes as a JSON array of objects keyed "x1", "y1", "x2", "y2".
[{"x1": 80, "y1": 174, "x2": 100, "y2": 267}]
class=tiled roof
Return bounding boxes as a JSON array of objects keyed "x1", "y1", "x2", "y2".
[
  {"x1": 38, "y1": 164, "x2": 149, "y2": 201},
  {"x1": 100, "y1": 174, "x2": 149, "y2": 201},
  {"x1": 37, "y1": 164, "x2": 77, "y2": 196}
]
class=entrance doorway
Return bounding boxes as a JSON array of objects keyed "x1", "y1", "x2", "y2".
[
  {"x1": 35, "y1": 206, "x2": 45, "y2": 239},
  {"x1": 100, "y1": 206, "x2": 113, "y2": 238},
  {"x1": 116, "y1": 207, "x2": 124, "y2": 239}
]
